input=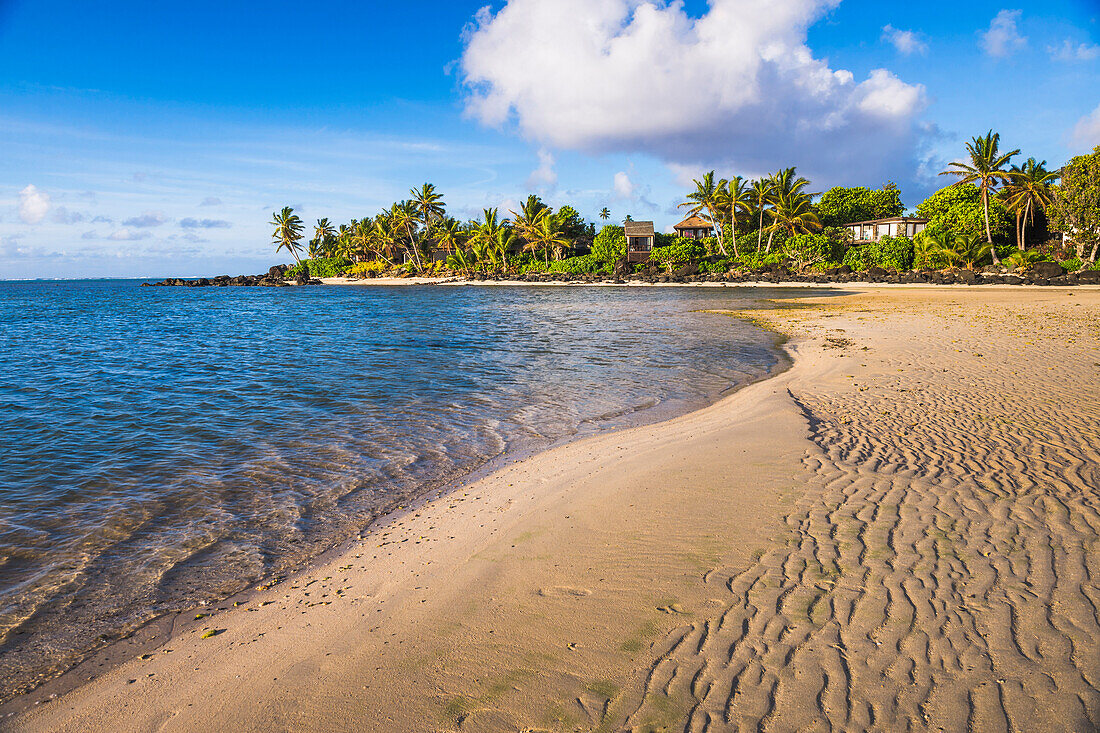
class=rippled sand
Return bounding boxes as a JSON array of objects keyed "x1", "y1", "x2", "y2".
[{"x1": 6, "y1": 287, "x2": 1099, "y2": 733}]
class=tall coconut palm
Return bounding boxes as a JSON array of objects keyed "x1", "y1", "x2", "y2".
[
  {"x1": 749, "y1": 177, "x2": 775, "y2": 253},
  {"x1": 763, "y1": 168, "x2": 813, "y2": 252},
  {"x1": 940, "y1": 130, "x2": 1020, "y2": 263},
  {"x1": 311, "y1": 217, "x2": 336, "y2": 258},
  {"x1": 599, "y1": 207, "x2": 610, "y2": 222},
  {"x1": 434, "y1": 217, "x2": 465, "y2": 259},
  {"x1": 767, "y1": 187, "x2": 822, "y2": 240},
  {"x1": 718, "y1": 175, "x2": 751, "y2": 257},
  {"x1": 271, "y1": 206, "x2": 304, "y2": 265},
  {"x1": 678, "y1": 171, "x2": 730, "y2": 256},
  {"x1": 390, "y1": 201, "x2": 424, "y2": 271},
  {"x1": 1003, "y1": 158, "x2": 1059, "y2": 250},
  {"x1": 514, "y1": 209, "x2": 567, "y2": 265}
]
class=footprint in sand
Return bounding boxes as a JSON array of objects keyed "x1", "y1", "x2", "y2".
[{"x1": 537, "y1": 586, "x2": 592, "y2": 598}]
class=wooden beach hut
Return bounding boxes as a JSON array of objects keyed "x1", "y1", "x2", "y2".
[
  {"x1": 625, "y1": 220, "x2": 656, "y2": 263},
  {"x1": 673, "y1": 215, "x2": 714, "y2": 240}
]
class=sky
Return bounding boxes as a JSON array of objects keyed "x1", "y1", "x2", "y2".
[{"x1": 1, "y1": 0, "x2": 1098, "y2": 278}]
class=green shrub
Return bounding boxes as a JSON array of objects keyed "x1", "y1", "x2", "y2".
[
  {"x1": 545, "y1": 253, "x2": 602, "y2": 275},
  {"x1": 651, "y1": 241, "x2": 706, "y2": 271},
  {"x1": 734, "y1": 251, "x2": 786, "y2": 270},
  {"x1": 843, "y1": 236, "x2": 914, "y2": 271},
  {"x1": 345, "y1": 260, "x2": 389, "y2": 277},
  {"x1": 284, "y1": 256, "x2": 353, "y2": 279},
  {"x1": 783, "y1": 233, "x2": 843, "y2": 269},
  {"x1": 592, "y1": 225, "x2": 626, "y2": 263}
]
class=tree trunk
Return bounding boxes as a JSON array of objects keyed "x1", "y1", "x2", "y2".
[
  {"x1": 731, "y1": 214, "x2": 740, "y2": 258},
  {"x1": 1090, "y1": 240, "x2": 1098, "y2": 263},
  {"x1": 1016, "y1": 211, "x2": 1023, "y2": 250},
  {"x1": 757, "y1": 209, "x2": 764, "y2": 253},
  {"x1": 766, "y1": 229, "x2": 776, "y2": 254},
  {"x1": 711, "y1": 207, "x2": 728, "y2": 257},
  {"x1": 982, "y1": 186, "x2": 999, "y2": 264}
]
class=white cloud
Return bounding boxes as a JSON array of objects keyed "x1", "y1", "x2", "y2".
[
  {"x1": 19, "y1": 184, "x2": 51, "y2": 224},
  {"x1": 180, "y1": 218, "x2": 232, "y2": 229},
  {"x1": 52, "y1": 206, "x2": 86, "y2": 224},
  {"x1": 121, "y1": 211, "x2": 168, "y2": 228},
  {"x1": 1049, "y1": 39, "x2": 1100, "y2": 62},
  {"x1": 613, "y1": 171, "x2": 636, "y2": 199},
  {"x1": 460, "y1": 0, "x2": 927, "y2": 185},
  {"x1": 526, "y1": 148, "x2": 557, "y2": 190},
  {"x1": 882, "y1": 24, "x2": 927, "y2": 55},
  {"x1": 107, "y1": 228, "x2": 152, "y2": 241},
  {"x1": 1072, "y1": 103, "x2": 1100, "y2": 148},
  {"x1": 981, "y1": 10, "x2": 1027, "y2": 58}
]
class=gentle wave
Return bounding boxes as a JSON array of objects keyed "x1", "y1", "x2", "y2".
[{"x1": 0, "y1": 280, "x2": 791, "y2": 699}]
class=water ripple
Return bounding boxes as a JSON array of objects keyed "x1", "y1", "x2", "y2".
[{"x1": 0, "y1": 280, "x2": 790, "y2": 699}]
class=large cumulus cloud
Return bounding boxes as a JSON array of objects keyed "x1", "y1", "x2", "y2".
[{"x1": 460, "y1": 0, "x2": 929, "y2": 185}]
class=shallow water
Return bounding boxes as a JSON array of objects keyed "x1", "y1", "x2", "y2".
[{"x1": 0, "y1": 280, "x2": 797, "y2": 698}]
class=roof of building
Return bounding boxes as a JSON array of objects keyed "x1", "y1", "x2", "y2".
[
  {"x1": 624, "y1": 220, "x2": 655, "y2": 236},
  {"x1": 844, "y1": 216, "x2": 929, "y2": 226},
  {"x1": 673, "y1": 215, "x2": 714, "y2": 230}
]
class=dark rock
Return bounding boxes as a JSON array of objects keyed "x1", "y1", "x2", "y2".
[
  {"x1": 1004, "y1": 275, "x2": 1023, "y2": 285},
  {"x1": 867, "y1": 266, "x2": 888, "y2": 278},
  {"x1": 1030, "y1": 261, "x2": 1064, "y2": 279},
  {"x1": 958, "y1": 270, "x2": 978, "y2": 284},
  {"x1": 613, "y1": 257, "x2": 632, "y2": 279},
  {"x1": 1077, "y1": 269, "x2": 1100, "y2": 283},
  {"x1": 296, "y1": 263, "x2": 311, "y2": 285},
  {"x1": 675, "y1": 261, "x2": 699, "y2": 277}
]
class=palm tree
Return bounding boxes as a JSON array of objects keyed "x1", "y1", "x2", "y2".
[
  {"x1": 749, "y1": 178, "x2": 774, "y2": 253},
  {"x1": 390, "y1": 201, "x2": 424, "y2": 271},
  {"x1": 410, "y1": 184, "x2": 445, "y2": 271},
  {"x1": 271, "y1": 206, "x2": 304, "y2": 265},
  {"x1": 1003, "y1": 158, "x2": 1059, "y2": 250},
  {"x1": 940, "y1": 130, "x2": 1020, "y2": 263},
  {"x1": 434, "y1": 217, "x2": 465, "y2": 259},
  {"x1": 679, "y1": 171, "x2": 730, "y2": 256},
  {"x1": 718, "y1": 176, "x2": 751, "y2": 257},
  {"x1": 514, "y1": 209, "x2": 567, "y2": 265},
  {"x1": 599, "y1": 207, "x2": 610, "y2": 223},
  {"x1": 763, "y1": 168, "x2": 814, "y2": 252},
  {"x1": 311, "y1": 217, "x2": 336, "y2": 258},
  {"x1": 766, "y1": 187, "x2": 821, "y2": 241}
]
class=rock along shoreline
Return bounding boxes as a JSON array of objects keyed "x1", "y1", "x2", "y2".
[{"x1": 143, "y1": 260, "x2": 1100, "y2": 288}]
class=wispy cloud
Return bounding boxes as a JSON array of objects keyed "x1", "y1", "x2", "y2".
[
  {"x1": 1072, "y1": 103, "x2": 1100, "y2": 148},
  {"x1": 179, "y1": 217, "x2": 231, "y2": 229},
  {"x1": 981, "y1": 10, "x2": 1027, "y2": 58},
  {"x1": 199, "y1": 196, "x2": 222, "y2": 206},
  {"x1": 52, "y1": 206, "x2": 87, "y2": 224},
  {"x1": 882, "y1": 25, "x2": 927, "y2": 55},
  {"x1": 526, "y1": 148, "x2": 557, "y2": 191},
  {"x1": 107, "y1": 228, "x2": 152, "y2": 241},
  {"x1": 1048, "y1": 39, "x2": 1100, "y2": 62},
  {"x1": 121, "y1": 211, "x2": 168, "y2": 227}
]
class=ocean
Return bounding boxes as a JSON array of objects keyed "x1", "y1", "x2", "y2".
[{"x1": 0, "y1": 280, "x2": 794, "y2": 699}]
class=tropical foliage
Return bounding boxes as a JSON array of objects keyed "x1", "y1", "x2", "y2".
[{"x1": 267, "y1": 129, "x2": 1082, "y2": 281}]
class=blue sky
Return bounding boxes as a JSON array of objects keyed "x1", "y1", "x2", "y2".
[{"x1": 1, "y1": 0, "x2": 1098, "y2": 278}]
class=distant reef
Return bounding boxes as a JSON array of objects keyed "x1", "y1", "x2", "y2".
[{"x1": 142, "y1": 264, "x2": 322, "y2": 288}]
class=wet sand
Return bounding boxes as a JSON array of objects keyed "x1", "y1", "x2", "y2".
[{"x1": 6, "y1": 287, "x2": 1099, "y2": 732}]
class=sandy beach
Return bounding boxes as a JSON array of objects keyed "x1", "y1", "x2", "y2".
[{"x1": 5, "y1": 286, "x2": 1099, "y2": 732}]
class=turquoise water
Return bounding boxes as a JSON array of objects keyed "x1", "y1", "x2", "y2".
[{"x1": 0, "y1": 280, "x2": 791, "y2": 698}]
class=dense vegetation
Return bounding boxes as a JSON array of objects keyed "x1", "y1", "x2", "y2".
[{"x1": 270, "y1": 137, "x2": 1100, "y2": 281}]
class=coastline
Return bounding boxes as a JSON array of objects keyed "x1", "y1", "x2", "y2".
[
  {"x1": 321, "y1": 275, "x2": 1100, "y2": 290},
  {"x1": 6, "y1": 287, "x2": 1099, "y2": 731}
]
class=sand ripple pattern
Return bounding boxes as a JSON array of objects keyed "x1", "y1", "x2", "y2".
[{"x1": 620, "y1": 303, "x2": 1100, "y2": 732}]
